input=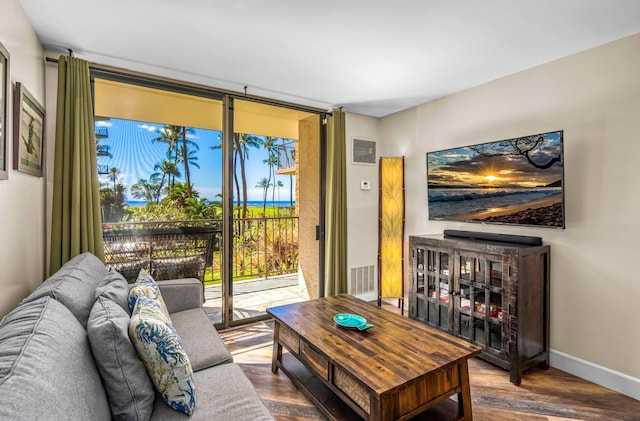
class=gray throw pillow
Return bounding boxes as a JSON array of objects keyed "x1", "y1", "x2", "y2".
[
  {"x1": 95, "y1": 269, "x2": 130, "y2": 315},
  {"x1": 22, "y1": 252, "x2": 108, "y2": 328},
  {"x1": 0, "y1": 297, "x2": 111, "y2": 420},
  {"x1": 88, "y1": 296, "x2": 155, "y2": 421}
]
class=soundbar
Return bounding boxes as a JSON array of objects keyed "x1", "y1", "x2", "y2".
[{"x1": 443, "y1": 229, "x2": 542, "y2": 246}]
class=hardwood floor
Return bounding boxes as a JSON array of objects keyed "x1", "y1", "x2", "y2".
[{"x1": 219, "y1": 304, "x2": 640, "y2": 421}]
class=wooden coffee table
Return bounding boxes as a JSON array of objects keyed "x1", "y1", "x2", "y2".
[{"x1": 267, "y1": 295, "x2": 481, "y2": 421}]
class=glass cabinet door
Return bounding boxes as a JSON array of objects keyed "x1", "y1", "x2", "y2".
[
  {"x1": 409, "y1": 242, "x2": 453, "y2": 332},
  {"x1": 409, "y1": 246, "x2": 427, "y2": 322},
  {"x1": 456, "y1": 255, "x2": 478, "y2": 340},
  {"x1": 416, "y1": 248, "x2": 425, "y2": 293},
  {"x1": 424, "y1": 250, "x2": 450, "y2": 331},
  {"x1": 455, "y1": 253, "x2": 506, "y2": 357}
]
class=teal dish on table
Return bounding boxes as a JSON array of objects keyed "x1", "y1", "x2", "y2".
[{"x1": 333, "y1": 313, "x2": 374, "y2": 331}]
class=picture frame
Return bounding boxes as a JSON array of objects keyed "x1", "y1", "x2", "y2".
[
  {"x1": 13, "y1": 82, "x2": 45, "y2": 177},
  {"x1": 0, "y1": 41, "x2": 9, "y2": 180}
]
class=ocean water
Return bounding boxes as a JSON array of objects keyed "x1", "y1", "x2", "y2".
[
  {"x1": 428, "y1": 188, "x2": 561, "y2": 219},
  {"x1": 124, "y1": 200, "x2": 295, "y2": 208}
]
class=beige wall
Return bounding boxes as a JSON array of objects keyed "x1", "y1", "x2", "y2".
[
  {"x1": 377, "y1": 33, "x2": 640, "y2": 392},
  {"x1": 0, "y1": 0, "x2": 46, "y2": 320},
  {"x1": 298, "y1": 115, "x2": 321, "y2": 298},
  {"x1": 345, "y1": 113, "x2": 380, "y2": 300}
]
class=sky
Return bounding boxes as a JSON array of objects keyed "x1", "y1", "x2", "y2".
[
  {"x1": 96, "y1": 118, "x2": 296, "y2": 203},
  {"x1": 427, "y1": 131, "x2": 563, "y2": 189}
]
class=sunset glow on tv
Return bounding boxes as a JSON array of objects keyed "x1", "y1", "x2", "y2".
[{"x1": 427, "y1": 130, "x2": 565, "y2": 228}]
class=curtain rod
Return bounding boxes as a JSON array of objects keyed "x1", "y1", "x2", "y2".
[{"x1": 45, "y1": 56, "x2": 332, "y2": 116}]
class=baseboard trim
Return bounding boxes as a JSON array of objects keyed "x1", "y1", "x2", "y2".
[
  {"x1": 352, "y1": 291, "x2": 378, "y2": 302},
  {"x1": 550, "y1": 349, "x2": 640, "y2": 401}
]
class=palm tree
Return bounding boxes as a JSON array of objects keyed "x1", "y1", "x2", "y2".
[
  {"x1": 256, "y1": 177, "x2": 271, "y2": 214},
  {"x1": 177, "y1": 143, "x2": 199, "y2": 198},
  {"x1": 211, "y1": 134, "x2": 238, "y2": 216},
  {"x1": 154, "y1": 125, "x2": 180, "y2": 166},
  {"x1": 211, "y1": 132, "x2": 261, "y2": 218},
  {"x1": 289, "y1": 174, "x2": 294, "y2": 209},
  {"x1": 184, "y1": 197, "x2": 210, "y2": 219},
  {"x1": 113, "y1": 183, "x2": 127, "y2": 206},
  {"x1": 152, "y1": 159, "x2": 180, "y2": 203},
  {"x1": 101, "y1": 182, "x2": 128, "y2": 222},
  {"x1": 235, "y1": 133, "x2": 262, "y2": 218},
  {"x1": 130, "y1": 177, "x2": 161, "y2": 202},
  {"x1": 107, "y1": 167, "x2": 121, "y2": 192},
  {"x1": 262, "y1": 136, "x2": 278, "y2": 207},
  {"x1": 275, "y1": 180, "x2": 284, "y2": 206},
  {"x1": 156, "y1": 125, "x2": 198, "y2": 198},
  {"x1": 164, "y1": 181, "x2": 198, "y2": 208}
]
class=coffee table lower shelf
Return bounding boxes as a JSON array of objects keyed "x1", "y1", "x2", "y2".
[{"x1": 278, "y1": 352, "x2": 462, "y2": 421}]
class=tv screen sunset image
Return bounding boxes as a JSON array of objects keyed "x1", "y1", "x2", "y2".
[{"x1": 427, "y1": 130, "x2": 564, "y2": 228}]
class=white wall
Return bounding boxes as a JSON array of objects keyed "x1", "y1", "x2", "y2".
[
  {"x1": 377, "y1": 33, "x2": 640, "y2": 398},
  {"x1": 345, "y1": 113, "x2": 380, "y2": 300},
  {"x1": 0, "y1": 0, "x2": 46, "y2": 320}
]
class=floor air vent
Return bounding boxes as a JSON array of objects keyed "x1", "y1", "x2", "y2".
[{"x1": 350, "y1": 265, "x2": 375, "y2": 294}]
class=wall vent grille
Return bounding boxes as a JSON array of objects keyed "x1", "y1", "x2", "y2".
[
  {"x1": 350, "y1": 265, "x2": 376, "y2": 294},
  {"x1": 352, "y1": 139, "x2": 376, "y2": 164}
]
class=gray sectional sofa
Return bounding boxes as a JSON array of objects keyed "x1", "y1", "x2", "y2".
[{"x1": 0, "y1": 252, "x2": 274, "y2": 420}]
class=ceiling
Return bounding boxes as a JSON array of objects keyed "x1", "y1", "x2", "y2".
[{"x1": 18, "y1": 0, "x2": 640, "y2": 118}]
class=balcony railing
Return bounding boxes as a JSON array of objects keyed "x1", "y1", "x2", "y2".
[
  {"x1": 102, "y1": 216, "x2": 298, "y2": 284},
  {"x1": 96, "y1": 144, "x2": 110, "y2": 156},
  {"x1": 95, "y1": 127, "x2": 109, "y2": 139},
  {"x1": 228, "y1": 216, "x2": 299, "y2": 281},
  {"x1": 102, "y1": 222, "x2": 219, "y2": 282},
  {"x1": 276, "y1": 141, "x2": 296, "y2": 174}
]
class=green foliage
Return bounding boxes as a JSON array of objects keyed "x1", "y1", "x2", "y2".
[
  {"x1": 130, "y1": 177, "x2": 161, "y2": 203},
  {"x1": 100, "y1": 183, "x2": 128, "y2": 222},
  {"x1": 231, "y1": 216, "x2": 298, "y2": 278},
  {"x1": 126, "y1": 201, "x2": 189, "y2": 222},
  {"x1": 125, "y1": 194, "x2": 221, "y2": 222},
  {"x1": 99, "y1": 125, "x2": 299, "y2": 284}
]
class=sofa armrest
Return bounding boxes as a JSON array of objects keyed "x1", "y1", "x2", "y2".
[{"x1": 156, "y1": 278, "x2": 203, "y2": 314}]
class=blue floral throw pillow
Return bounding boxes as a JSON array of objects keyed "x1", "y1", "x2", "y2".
[
  {"x1": 129, "y1": 296, "x2": 196, "y2": 415},
  {"x1": 128, "y1": 269, "x2": 171, "y2": 321}
]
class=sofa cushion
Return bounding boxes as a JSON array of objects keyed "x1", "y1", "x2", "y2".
[
  {"x1": 129, "y1": 269, "x2": 171, "y2": 322},
  {"x1": 0, "y1": 297, "x2": 110, "y2": 420},
  {"x1": 149, "y1": 363, "x2": 274, "y2": 420},
  {"x1": 22, "y1": 252, "x2": 108, "y2": 328},
  {"x1": 157, "y1": 278, "x2": 204, "y2": 313},
  {"x1": 95, "y1": 269, "x2": 130, "y2": 314},
  {"x1": 130, "y1": 296, "x2": 196, "y2": 415},
  {"x1": 88, "y1": 296, "x2": 155, "y2": 421},
  {"x1": 170, "y1": 308, "x2": 233, "y2": 371}
]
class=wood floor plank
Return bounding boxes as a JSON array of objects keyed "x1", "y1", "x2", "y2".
[{"x1": 219, "y1": 306, "x2": 640, "y2": 421}]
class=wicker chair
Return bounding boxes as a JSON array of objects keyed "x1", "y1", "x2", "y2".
[{"x1": 102, "y1": 226, "x2": 219, "y2": 284}]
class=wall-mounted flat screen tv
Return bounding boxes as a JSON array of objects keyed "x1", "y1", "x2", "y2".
[{"x1": 427, "y1": 130, "x2": 564, "y2": 228}]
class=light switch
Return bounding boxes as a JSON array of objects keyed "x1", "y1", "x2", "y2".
[{"x1": 360, "y1": 180, "x2": 371, "y2": 190}]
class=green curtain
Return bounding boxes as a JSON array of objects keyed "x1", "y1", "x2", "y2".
[
  {"x1": 49, "y1": 56, "x2": 104, "y2": 274},
  {"x1": 323, "y1": 109, "x2": 347, "y2": 296}
]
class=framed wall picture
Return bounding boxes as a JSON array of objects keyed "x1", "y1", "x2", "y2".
[
  {"x1": 13, "y1": 82, "x2": 45, "y2": 177},
  {"x1": 0, "y1": 41, "x2": 9, "y2": 180}
]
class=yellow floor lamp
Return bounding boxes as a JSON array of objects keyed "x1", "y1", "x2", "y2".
[{"x1": 378, "y1": 157, "x2": 405, "y2": 313}]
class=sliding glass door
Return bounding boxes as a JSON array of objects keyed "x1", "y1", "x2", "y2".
[
  {"x1": 92, "y1": 71, "x2": 325, "y2": 329},
  {"x1": 224, "y1": 99, "x2": 321, "y2": 325}
]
